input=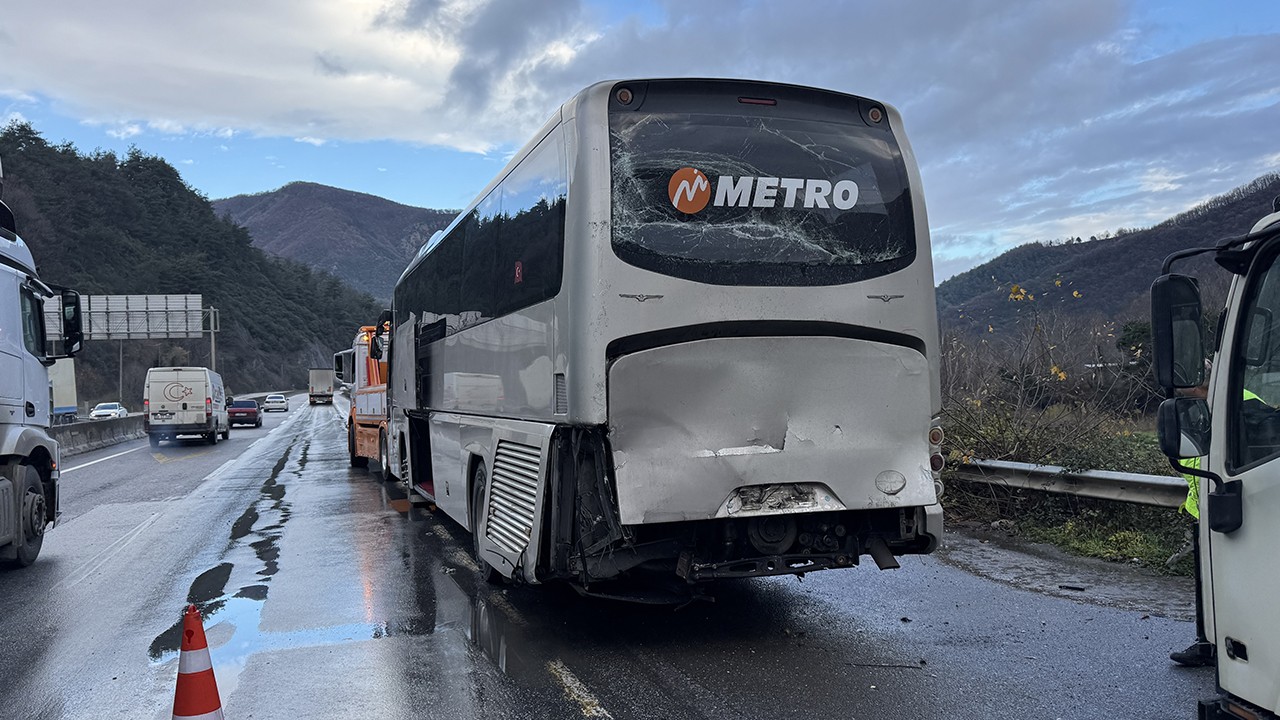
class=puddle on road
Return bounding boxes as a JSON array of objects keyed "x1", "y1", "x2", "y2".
[
  {"x1": 147, "y1": 425, "x2": 444, "y2": 702},
  {"x1": 148, "y1": 441, "x2": 296, "y2": 664}
]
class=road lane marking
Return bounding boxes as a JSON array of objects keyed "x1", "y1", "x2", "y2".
[
  {"x1": 547, "y1": 660, "x2": 613, "y2": 718},
  {"x1": 51, "y1": 511, "x2": 163, "y2": 591},
  {"x1": 61, "y1": 444, "x2": 148, "y2": 473}
]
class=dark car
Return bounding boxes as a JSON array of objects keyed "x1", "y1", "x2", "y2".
[{"x1": 227, "y1": 399, "x2": 262, "y2": 428}]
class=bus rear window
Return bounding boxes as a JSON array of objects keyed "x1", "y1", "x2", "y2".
[{"x1": 609, "y1": 108, "x2": 916, "y2": 286}]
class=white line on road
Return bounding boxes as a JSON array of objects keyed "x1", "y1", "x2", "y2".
[
  {"x1": 547, "y1": 660, "x2": 613, "y2": 719},
  {"x1": 61, "y1": 444, "x2": 148, "y2": 473}
]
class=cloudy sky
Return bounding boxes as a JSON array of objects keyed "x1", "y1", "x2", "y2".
[{"x1": 2, "y1": 0, "x2": 1278, "y2": 280}]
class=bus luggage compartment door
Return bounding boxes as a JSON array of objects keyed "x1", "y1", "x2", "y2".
[{"x1": 607, "y1": 335, "x2": 937, "y2": 526}]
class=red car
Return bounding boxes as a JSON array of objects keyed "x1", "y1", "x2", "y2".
[{"x1": 227, "y1": 399, "x2": 262, "y2": 428}]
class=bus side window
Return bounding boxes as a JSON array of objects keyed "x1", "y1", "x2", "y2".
[{"x1": 494, "y1": 130, "x2": 567, "y2": 318}]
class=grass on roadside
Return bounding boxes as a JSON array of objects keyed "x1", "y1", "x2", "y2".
[{"x1": 941, "y1": 475, "x2": 1196, "y2": 575}]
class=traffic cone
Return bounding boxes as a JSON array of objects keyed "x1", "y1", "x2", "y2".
[{"x1": 172, "y1": 604, "x2": 224, "y2": 720}]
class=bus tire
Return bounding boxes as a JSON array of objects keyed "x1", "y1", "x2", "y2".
[
  {"x1": 349, "y1": 425, "x2": 366, "y2": 468},
  {"x1": 207, "y1": 429, "x2": 218, "y2": 445},
  {"x1": 4, "y1": 464, "x2": 47, "y2": 568},
  {"x1": 471, "y1": 464, "x2": 501, "y2": 585},
  {"x1": 149, "y1": 434, "x2": 160, "y2": 449},
  {"x1": 221, "y1": 424, "x2": 230, "y2": 441},
  {"x1": 373, "y1": 431, "x2": 390, "y2": 481}
]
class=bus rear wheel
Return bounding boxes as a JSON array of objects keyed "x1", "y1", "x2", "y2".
[{"x1": 471, "y1": 464, "x2": 501, "y2": 585}]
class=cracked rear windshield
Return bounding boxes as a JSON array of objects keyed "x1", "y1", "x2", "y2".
[{"x1": 610, "y1": 109, "x2": 915, "y2": 286}]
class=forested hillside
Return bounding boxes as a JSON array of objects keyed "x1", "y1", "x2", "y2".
[
  {"x1": 937, "y1": 173, "x2": 1280, "y2": 333},
  {"x1": 213, "y1": 183, "x2": 455, "y2": 301},
  {"x1": 0, "y1": 122, "x2": 381, "y2": 407}
]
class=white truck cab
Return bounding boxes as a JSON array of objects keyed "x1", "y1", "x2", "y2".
[
  {"x1": 1153, "y1": 200, "x2": 1280, "y2": 720},
  {"x1": 0, "y1": 154, "x2": 85, "y2": 568}
]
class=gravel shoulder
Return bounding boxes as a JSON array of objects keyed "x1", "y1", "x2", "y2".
[{"x1": 936, "y1": 525, "x2": 1196, "y2": 622}]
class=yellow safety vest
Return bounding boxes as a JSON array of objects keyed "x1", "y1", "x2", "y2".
[{"x1": 1181, "y1": 388, "x2": 1263, "y2": 519}]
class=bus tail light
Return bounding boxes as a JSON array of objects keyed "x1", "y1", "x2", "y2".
[{"x1": 929, "y1": 423, "x2": 945, "y2": 474}]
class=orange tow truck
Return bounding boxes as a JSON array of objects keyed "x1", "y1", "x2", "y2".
[{"x1": 336, "y1": 315, "x2": 392, "y2": 479}]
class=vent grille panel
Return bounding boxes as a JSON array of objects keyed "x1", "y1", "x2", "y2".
[
  {"x1": 554, "y1": 374, "x2": 568, "y2": 414},
  {"x1": 486, "y1": 440, "x2": 542, "y2": 554}
]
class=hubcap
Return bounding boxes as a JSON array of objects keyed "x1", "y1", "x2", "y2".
[{"x1": 22, "y1": 490, "x2": 47, "y2": 538}]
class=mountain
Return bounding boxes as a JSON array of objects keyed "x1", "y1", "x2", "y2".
[
  {"x1": 0, "y1": 121, "x2": 382, "y2": 405},
  {"x1": 212, "y1": 183, "x2": 455, "y2": 303},
  {"x1": 937, "y1": 173, "x2": 1280, "y2": 334}
]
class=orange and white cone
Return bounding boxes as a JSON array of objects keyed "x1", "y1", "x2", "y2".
[{"x1": 172, "y1": 604, "x2": 224, "y2": 720}]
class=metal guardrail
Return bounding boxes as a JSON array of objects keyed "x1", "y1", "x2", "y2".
[{"x1": 949, "y1": 459, "x2": 1187, "y2": 508}]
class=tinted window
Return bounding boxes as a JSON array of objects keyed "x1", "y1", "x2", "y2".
[
  {"x1": 394, "y1": 126, "x2": 566, "y2": 336},
  {"x1": 494, "y1": 132, "x2": 566, "y2": 317},
  {"x1": 231, "y1": 400, "x2": 258, "y2": 408},
  {"x1": 610, "y1": 99, "x2": 915, "y2": 286},
  {"x1": 462, "y1": 192, "x2": 501, "y2": 328}
]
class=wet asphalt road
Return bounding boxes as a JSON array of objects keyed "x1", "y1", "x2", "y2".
[{"x1": 0, "y1": 400, "x2": 1216, "y2": 719}]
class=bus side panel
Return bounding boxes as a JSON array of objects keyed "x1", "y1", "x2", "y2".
[
  {"x1": 428, "y1": 413, "x2": 469, "y2": 525},
  {"x1": 434, "y1": 302, "x2": 560, "y2": 422}
]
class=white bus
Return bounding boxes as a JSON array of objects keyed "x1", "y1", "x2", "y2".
[{"x1": 386, "y1": 79, "x2": 944, "y2": 593}]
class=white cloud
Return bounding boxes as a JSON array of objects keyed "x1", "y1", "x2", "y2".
[
  {"x1": 147, "y1": 119, "x2": 187, "y2": 134},
  {"x1": 294, "y1": 137, "x2": 326, "y2": 146},
  {"x1": 106, "y1": 123, "x2": 142, "y2": 139},
  {"x1": 3, "y1": 111, "x2": 27, "y2": 125}
]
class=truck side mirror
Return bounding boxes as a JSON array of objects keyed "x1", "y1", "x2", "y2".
[
  {"x1": 60, "y1": 288, "x2": 83, "y2": 356},
  {"x1": 1157, "y1": 397, "x2": 1210, "y2": 459},
  {"x1": 333, "y1": 352, "x2": 345, "y2": 381},
  {"x1": 1152, "y1": 274, "x2": 1205, "y2": 390}
]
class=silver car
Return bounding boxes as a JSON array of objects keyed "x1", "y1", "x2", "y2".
[
  {"x1": 89, "y1": 402, "x2": 128, "y2": 420},
  {"x1": 262, "y1": 394, "x2": 289, "y2": 412}
]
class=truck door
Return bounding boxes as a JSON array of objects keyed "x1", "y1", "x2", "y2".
[
  {"x1": 18, "y1": 285, "x2": 50, "y2": 427},
  {"x1": 1211, "y1": 238, "x2": 1280, "y2": 712}
]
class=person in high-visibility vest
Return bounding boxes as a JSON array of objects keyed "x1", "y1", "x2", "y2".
[{"x1": 1169, "y1": 371, "x2": 1262, "y2": 667}]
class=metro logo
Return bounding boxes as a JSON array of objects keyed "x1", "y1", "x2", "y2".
[
  {"x1": 668, "y1": 167, "x2": 860, "y2": 214},
  {"x1": 667, "y1": 167, "x2": 711, "y2": 214}
]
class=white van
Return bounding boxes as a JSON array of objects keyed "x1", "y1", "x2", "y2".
[{"x1": 143, "y1": 366, "x2": 229, "y2": 447}]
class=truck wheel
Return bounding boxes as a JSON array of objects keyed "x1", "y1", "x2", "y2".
[
  {"x1": 149, "y1": 434, "x2": 160, "y2": 449},
  {"x1": 4, "y1": 465, "x2": 47, "y2": 568},
  {"x1": 471, "y1": 464, "x2": 501, "y2": 584},
  {"x1": 348, "y1": 425, "x2": 366, "y2": 468},
  {"x1": 221, "y1": 424, "x2": 230, "y2": 440},
  {"x1": 207, "y1": 429, "x2": 218, "y2": 445}
]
